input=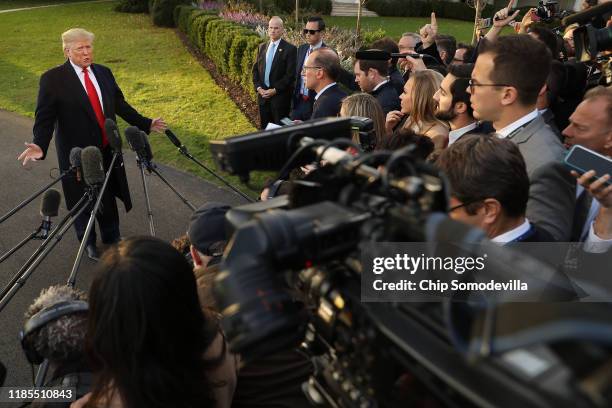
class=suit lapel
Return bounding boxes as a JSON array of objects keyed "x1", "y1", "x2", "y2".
[
  {"x1": 508, "y1": 115, "x2": 542, "y2": 144},
  {"x1": 62, "y1": 61, "x2": 98, "y2": 124}
]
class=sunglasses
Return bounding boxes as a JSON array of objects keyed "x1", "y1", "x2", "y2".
[{"x1": 303, "y1": 29, "x2": 321, "y2": 35}]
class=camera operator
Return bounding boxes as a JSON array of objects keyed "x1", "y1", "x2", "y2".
[
  {"x1": 436, "y1": 134, "x2": 555, "y2": 242},
  {"x1": 21, "y1": 285, "x2": 90, "y2": 407},
  {"x1": 563, "y1": 86, "x2": 612, "y2": 250},
  {"x1": 433, "y1": 63, "x2": 493, "y2": 145},
  {"x1": 469, "y1": 34, "x2": 575, "y2": 241},
  {"x1": 303, "y1": 48, "x2": 347, "y2": 119}
]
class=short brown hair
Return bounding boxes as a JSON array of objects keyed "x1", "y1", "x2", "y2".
[
  {"x1": 435, "y1": 134, "x2": 529, "y2": 217},
  {"x1": 480, "y1": 35, "x2": 552, "y2": 106},
  {"x1": 356, "y1": 52, "x2": 388, "y2": 77}
]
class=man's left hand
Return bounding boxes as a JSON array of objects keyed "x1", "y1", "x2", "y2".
[
  {"x1": 262, "y1": 88, "x2": 277, "y2": 98},
  {"x1": 150, "y1": 117, "x2": 167, "y2": 133}
]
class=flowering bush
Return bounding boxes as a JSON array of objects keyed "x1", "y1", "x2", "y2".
[
  {"x1": 219, "y1": 9, "x2": 269, "y2": 29},
  {"x1": 198, "y1": 1, "x2": 224, "y2": 11}
]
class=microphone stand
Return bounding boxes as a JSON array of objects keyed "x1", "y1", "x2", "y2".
[
  {"x1": 0, "y1": 228, "x2": 41, "y2": 264},
  {"x1": 0, "y1": 192, "x2": 93, "y2": 313},
  {"x1": 0, "y1": 169, "x2": 73, "y2": 225},
  {"x1": 165, "y1": 131, "x2": 254, "y2": 203},
  {"x1": 66, "y1": 153, "x2": 119, "y2": 288},
  {"x1": 141, "y1": 157, "x2": 197, "y2": 212},
  {"x1": 136, "y1": 156, "x2": 156, "y2": 236}
]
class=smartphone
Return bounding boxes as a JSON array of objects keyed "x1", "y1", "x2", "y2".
[{"x1": 564, "y1": 145, "x2": 612, "y2": 186}]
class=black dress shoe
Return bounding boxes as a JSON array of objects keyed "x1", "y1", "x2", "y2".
[{"x1": 86, "y1": 244, "x2": 99, "y2": 262}]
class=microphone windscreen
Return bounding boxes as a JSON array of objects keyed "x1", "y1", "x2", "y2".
[
  {"x1": 140, "y1": 131, "x2": 154, "y2": 161},
  {"x1": 125, "y1": 126, "x2": 144, "y2": 152},
  {"x1": 104, "y1": 119, "x2": 122, "y2": 152},
  {"x1": 164, "y1": 129, "x2": 182, "y2": 148},
  {"x1": 69, "y1": 147, "x2": 82, "y2": 170},
  {"x1": 355, "y1": 50, "x2": 391, "y2": 61},
  {"x1": 562, "y1": 2, "x2": 612, "y2": 26},
  {"x1": 81, "y1": 146, "x2": 105, "y2": 186},
  {"x1": 40, "y1": 188, "x2": 61, "y2": 217}
]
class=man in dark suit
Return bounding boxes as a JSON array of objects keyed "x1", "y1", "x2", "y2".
[
  {"x1": 252, "y1": 16, "x2": 296, "y2": 128},
  {"x1": 436, "y1": 134, "x2": 555, "y2": 243},
  {"x1": 302, "y1": 48, "x2": 347, "y2": 119},
  {"x1": 18, "y1": 28, "x2": 166, "y2": 259},
  {"x1": 353, "y1": 56, "x2": 400, "y2": 115},
  {"x1": 291, "y1": 16, "x2": 327, "y2": 121},
  {"x1": 469, "y1": 35, "x2": 575, "y2": 241},
  {"x1": 433, "y1": 63, "x2": 493, "y2": 146}
]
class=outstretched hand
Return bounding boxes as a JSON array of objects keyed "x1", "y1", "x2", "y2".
[
  {"x1": 150, "y1": 117, "x2": 167, "y2": 133},
  {"x1": 493, "y1": 0, "x2": 520, "y2": 27},
  {"x1": 17, "y1": 142, "x2": 43, "y2": 166}
]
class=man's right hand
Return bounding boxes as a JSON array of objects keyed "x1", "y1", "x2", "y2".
[
  {"x1": 17, "y1": 142, "x2": 43, "y2": 166},
  {"x1": 493, "y1": 0, "x2": 520, "y2": 28}
]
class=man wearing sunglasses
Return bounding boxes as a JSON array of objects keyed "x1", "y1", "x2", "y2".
[
  {"x1": 469, "y1": 34, "x2": 575, "y2": 241},
  {"x1": 291, "y1": 16, "x2": 327, "y2": 121}
]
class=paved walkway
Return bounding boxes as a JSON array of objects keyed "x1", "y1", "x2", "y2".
[
  {"x1": 0, "y1": 0, "x2": 113, "y2": 14},
  {"x1": 0, "y1": 109, "x2": 244, "y2": 387}
]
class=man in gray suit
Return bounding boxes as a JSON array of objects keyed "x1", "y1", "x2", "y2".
[{"x1": 469, "y1": 35, "x2": 575, "y2": 241}]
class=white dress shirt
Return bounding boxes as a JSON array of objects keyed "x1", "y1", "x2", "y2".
[
  {"x1": 496, "y1": 109, "x2": 539, "y2": 138},
  {"x1": 372, "y1": 79, "x2": 389, "y2": 92},
  {"x1": 69, "y1": 60, "x2": 104, "y2": 113},
  {"x1": 448, "y1": 122, "x2": 478, "y2": 145},
  {"x1": 314, "y1": 82, "x2": 337, "y2": 101},
  {"x1": 492, "y1": 219, "x2": 531, "y2": 244}
]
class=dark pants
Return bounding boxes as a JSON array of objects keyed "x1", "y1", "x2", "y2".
[
  {"x1": 258, "y1": 93, "x2": 291, "y2": 129},
  {"x1": 62, "y1": 146, "x2": 121, "y2": 246}
]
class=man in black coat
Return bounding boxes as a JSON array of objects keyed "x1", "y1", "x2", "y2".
[
  {"x1": 353, "y1": 57, "x2": 400, "y2": 115},
  {"x1": 18, "y1": 28, "x2": 166, "y2": 259},
  {"x1": 291, "y1": 16, "x2": 328, "y2": 121},
  {"x1": 253, "y1": 16, "x2": 297, "y2": 128},
  {"x1": 303, "y1": 49, "x2": 347, "y2": 119}
]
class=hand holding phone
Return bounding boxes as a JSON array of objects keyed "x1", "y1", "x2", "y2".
[{"x1": 564, "y1": 145, "x2": 612, "y2": 187}]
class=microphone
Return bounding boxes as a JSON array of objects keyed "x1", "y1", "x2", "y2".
[
  {"x1": 39, "y1": 189, "x2": 61, "y2": 239},
  {"x1": 125, "y1": 126, "x2": 144, "y2": 154},
  {"x1": 139, "y1": 131, "x2": 154, "y2": 162},
  {"x1": 104, "y1": 119, "x2": 123, "y2": 153},
  {"x1": 562, "y1": 2, "x2": 612, "y2": 26},
  {"x1": 69, "y1": 147, "x2": 82, "y2": 182},
  {"x1": 81, "y1": 146, "x2": 105, "y2": 188},
  {"x1": 164, "y1": 129, "x2": 183, "y2": 148},
  {"x1": 355, "y1": 50, "x2": 427, "y2": 61}
]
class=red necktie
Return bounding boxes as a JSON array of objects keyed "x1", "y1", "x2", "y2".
[{"x1": 82, "y1": 67, "x2": 108, "y2": 147}]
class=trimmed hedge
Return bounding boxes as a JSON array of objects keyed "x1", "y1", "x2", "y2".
[
  {"x1": 150, "y1": 0, "x2": 191, "y2": 27},
  {"x1": 115, "y1": 0, "x2": 149, "y2": 13},
  {"x1": 175, "y1": 6, "x2": 265, "y2": 99}
]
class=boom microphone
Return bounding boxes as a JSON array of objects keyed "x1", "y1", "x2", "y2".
[
  {"x1": 125, "y1": 126, "x2": 145, "y2": 153},
  {"x1": 164, "y1": 129, "x2": 182, "y2": 148},
  {"x1": 81, "y1": 146, "x2": 105, "y2": 187},
  {"x1": 562, "y1": 2, "x2": 612, "y2": 26},
  {"x1": 104, "y1": 118, "x2": 122, "y2": 152},
  {"x1": 355, "y1": 50, "x2": 427, "y2": 60},
  {"x1": 139, "y1": 131, "x2": 154, "y2": 162},
  {"x1": 39, "y1": 189, "x2": 61, "y2": 239}
]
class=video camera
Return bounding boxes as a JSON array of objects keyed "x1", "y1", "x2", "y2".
[{"x1": 210, "y1": 119, "x2": 612, "y2": 407}]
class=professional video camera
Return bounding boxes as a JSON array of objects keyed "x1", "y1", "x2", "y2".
[
  {"x1": 210, "y1": 118, "x2": 612, "y2": 408},
  {"x1": 535, "y1": 0, "x2": 571, "y2": 23}
]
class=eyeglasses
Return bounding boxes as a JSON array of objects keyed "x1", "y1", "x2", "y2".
[
  {"x1": 303, "y1": 29, "x2": 321, "y2": 35},
  {"x1": 448, "y1": 199, "x2": 483, "y2": 213},
  {"x1": 301, "y1": 65, "x2": 322, "y2": 73},
  {"x1": 468, "y1": 79, "x2": 512, "y2": 93}
]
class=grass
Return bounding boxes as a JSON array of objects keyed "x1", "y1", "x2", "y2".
[
  {"x1": 0, "y1": 1, "x2": 263, "y2": 196},
  {"x1": 324, "y1": 15, "x2": 477, "y2": 43}
]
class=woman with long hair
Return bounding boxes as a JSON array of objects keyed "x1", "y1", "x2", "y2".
[
  {"x1": 340, "y1": 92, "x2": 387, "y2": 150},
  {"x1": 386, "y1": 69, "x2": 449, "y2": 150},
  {"x1": 73, "y1": 236, "x2": 237, "y2": 408}
]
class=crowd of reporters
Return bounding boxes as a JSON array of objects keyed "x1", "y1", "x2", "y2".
[{"x1": 17, "y1": 2, "x2": 612, "y2": 407}]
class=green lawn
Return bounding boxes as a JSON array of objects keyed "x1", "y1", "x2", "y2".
[
  {"x1": 0, "y1": 0, "x2": 103, "y2": 10},
  {"x1": 325, "y1": 15, "x2": 476, "y2": 43},
  {"x1": 0, "y1": 1, "x2": 262, "y2": 196}
]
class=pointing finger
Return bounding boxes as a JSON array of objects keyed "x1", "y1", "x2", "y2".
[{"x1": 431, "y1": 12, "x2": 437, "y2": 27}]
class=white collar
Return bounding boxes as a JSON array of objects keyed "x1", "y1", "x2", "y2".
[
  {"x1": 448, "y1": 122, "x2": 477, "y2": 145},
  {"x1": 69, "y1": 59, "x2": 89, "y2": 74},
  {"x1": 496, "y1": 110, "x2": 539, "y2": 138},
  {"x1": 492, "y1": 219, "x2": 531, "y2": 244},
  {"x1": 309, "y1": 40, "x2": 323, "y2": 51},
  {"x1": 538, "y1": 108, "x2": 548, "y2": 114},
  {"x1": 269, "y1": 38, "x2": 281, "y2": 48},
  {"x1": 372, "y1": 79, "x2": 389, "y2": 92},
  {"x1": 315, "y1": 82, "x2": 336, "y2": 100}
]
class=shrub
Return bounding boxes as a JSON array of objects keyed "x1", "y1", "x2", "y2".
[
  {"x1": 115, "y1": 0, "x2": 149, "y2": 13},
  {"x1": 150, "y1": 0, "x2": 191, "y2": 27}
]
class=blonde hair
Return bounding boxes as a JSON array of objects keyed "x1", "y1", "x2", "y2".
[
  {"x1": 405, "y1": 69, "x2": 445, "y2": 131},
  {"x1": 340, "y1": 93, "x2": 387, "y2": 148},
  {"x1": 61, "y1": 28, "x2": 95, "y2": 51}
]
